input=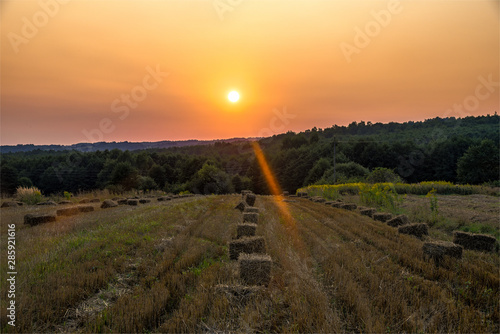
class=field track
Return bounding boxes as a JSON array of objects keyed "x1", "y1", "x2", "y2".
[{"x1": 1, "y1": 195, "x2": 498, "y2": 333}]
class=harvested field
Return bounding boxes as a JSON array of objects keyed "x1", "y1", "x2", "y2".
[{"x1": 1, "y1": 195, "x2": 498, "y2": 333}]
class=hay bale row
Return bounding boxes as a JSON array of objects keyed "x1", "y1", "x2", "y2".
[
  {"x1": 139, "y1": 199, "x2": 151, "y2": 204},
  {"x1": 229, "y1": 236, "x2": 266, "y2": 260},
  {"x1": 331, "y1": 202, "x2": 343, "y2": 208},
  {"x1": 237, "y1": 223, "x2": 257, "y2": 239},
  {"x1": 373, "y1": 212, "x2": 392, "y2": 223},
  {"x1": 101, "y1": 199, "x2": 118, "y2": 209},
  {"x1": 423, "y1": 241, "x2": 463, "y2": 265},
  {"x1": 386, "y1": 214, "x2": 409, "y2": 227},
  {"x1": 232, "y1": 197, "x2": 272, "y2": 287},
  {"x1": 453, "y1": 231, "x2": 496, "y2": 252},
  {"x1": 24, "y1": 214, "x2": 56, "y2": 226},
  {"x1": 238, "y1": 254, "x2": 272, "y2": 286},
  {"x1": 79, "y1": 198, "x2": 90, "y2": 204},
  {"x1": 157, "y1": 196, "x2": 171, "y2": 202},
  {"x1": 89, "y1": 198, "x2": 100, "y2": 203},
  {"x1": 398, "y1": 223, "x2": 428, "y2": 239},
  {"x1": 117, "y1": 199, "x2": 128, "y2": 205},
  {"x1": 58, "y1": 200, "x2": 72, "y2": 205},
  {"x1": 243, "y1": 212, "x2": 259, "y2": 224}
]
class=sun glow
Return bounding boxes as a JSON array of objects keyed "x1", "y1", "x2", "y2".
[{"x1": 228, "y1": 91, "x2": 240, "y2": 103}]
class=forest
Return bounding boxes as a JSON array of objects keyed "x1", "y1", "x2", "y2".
[{"x1": 1, "y1": 114, "x2": 499, "y2": 196}]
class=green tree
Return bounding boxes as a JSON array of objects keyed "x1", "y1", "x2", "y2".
[
  {"x1": 149, "y1": 164, "x2": 166, "y2": 188},
  {"x1": 18, "y1": 176, "x2": 33, "y2": 188},
  {"x1": 457, "y1": 139, "x2": 500, "y2": 184},
  {"x1": 38, "y1": 166, "x2": 62, "y2": 194},
  {"x1": 189, "y1": 162, "x2": 233, "y2": 194},
  {"x1": 320, "y1": 161, "x2": 369, "y2": 184},
  {"x1": 138, "y1": 176, "x2": 158, "y2": 192},
  {"x1": 304, "y1": 158, "x2": 331, "y2": 185},
  {"x1": 0, "y1": 164, "x2": 18, "y2": 195},
  {"x1": 136, "y1": 152, "x2": 154, "y2": 174},
  {"x1": 111, "y1": 162, "x2": 139, "y2": 190}
]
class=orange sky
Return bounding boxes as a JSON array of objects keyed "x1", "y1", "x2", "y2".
[{"x1": 1, "y1": 0, "x2": 498, "y2": 145}]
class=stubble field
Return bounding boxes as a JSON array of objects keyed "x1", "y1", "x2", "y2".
[{"x1": 1, "y1": 194, "x2": 499, "y2": 333}]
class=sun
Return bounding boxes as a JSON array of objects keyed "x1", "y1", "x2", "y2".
[{"x1": 228, "y1": 91, "x2": 240, "y2": 103}]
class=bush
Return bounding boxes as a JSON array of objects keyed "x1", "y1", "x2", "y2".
[
  {"x1": 15, "y1": 186, "x2": 43, "y2": 205},
  {"x1": 138, "y1": 176, "x2": 158, "y2": 192},
  {"x1": 367, "y1": 167, "x2": 402, "y2": 183},
  {"x1": 359, "y1": 183, "x2": 403, "y2": 212},
  {"x1": 18, "y1": 177, "x2": 33, "y2": 188}
]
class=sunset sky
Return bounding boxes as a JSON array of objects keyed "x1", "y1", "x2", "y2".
[{"x1": 1, "y1": 0, "x2": 498, "y2": 145}]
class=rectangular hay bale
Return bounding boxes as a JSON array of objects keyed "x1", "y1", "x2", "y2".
[
  {"x1": 229, "y1": 236, "x2": 266, "y2": 260},
  {"x1": 398, "y1": 223, "x2": 428, "y2": 239},
  {"x1": 239, "y1": 253, "x2": 272, "y2": 286},
  {"x1": 243, "y1": 212, "x2": 259, "y2": 224},
  {"x1": 423, "y1": 241, "x2": 463, "y2": 263},
  {"x1": 373, "y1": 212, "x2": 392, "y2": 222},
  {"x1": 359, "y1": 208, "x2": 376, "y2": 217},
  {"x1": 237, "y1": 223, "x2": 257, "y2": 239},
  {"x1": 453, "y1": 231, "x2": 496, "y2": 252},
  {"x1": 78, "y1": 205, "x2": 95, "y2": 213},
  {"x1": 340, "y1": 203, "x2": 357, "y2": 211},
  {"x1": 24, "y1": 214, "x2": 57, "y2": 226},
  {"x1": 56, "y1": 207, "x2": 80, "y2": 216}
]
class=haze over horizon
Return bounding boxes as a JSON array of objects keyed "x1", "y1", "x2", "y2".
[{"x1": 1, "y1": 0, "x2": 498, "y2": 146}]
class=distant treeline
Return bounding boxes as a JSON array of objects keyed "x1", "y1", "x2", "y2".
[{"x1": 1, "y1": 115, "x2": 499, "y2": 196}]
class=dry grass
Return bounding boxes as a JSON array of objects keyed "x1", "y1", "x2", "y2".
[{"x1": 1, "y1": 194, "x2": 498, "y2": 333}]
